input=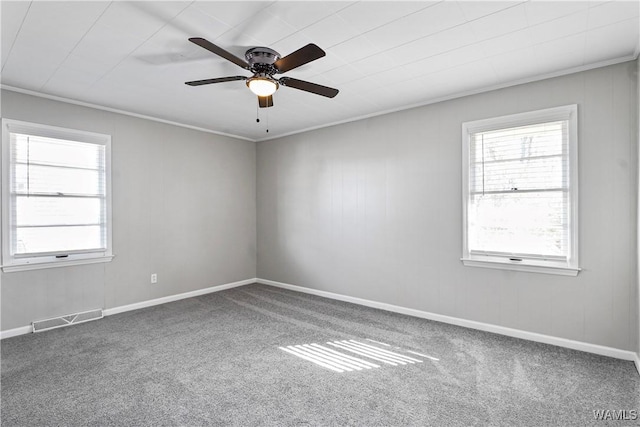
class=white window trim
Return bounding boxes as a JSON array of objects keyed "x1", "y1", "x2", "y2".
[
  {"x1": 1, "y1": 119, "x2": 114, "y2": 272},
  {"x1": 461, "y1": 105, "x2": 580, "y2": 276}
]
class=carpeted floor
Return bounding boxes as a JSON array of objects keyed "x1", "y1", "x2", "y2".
[{"x1": 2, "y1": 283, "x2": 639, "y2": 426}]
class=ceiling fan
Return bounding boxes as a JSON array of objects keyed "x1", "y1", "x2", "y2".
[{"x1": 185, "y1": 38, "x2": 339, "y2": 108}]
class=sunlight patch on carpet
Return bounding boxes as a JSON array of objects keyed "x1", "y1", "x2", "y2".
[
  {"x1": 280, "y1": 339, "x2": 432, "y2": 373},
  {"x1": 407, "y1": 350, "x2": 439, "y2": 361}
]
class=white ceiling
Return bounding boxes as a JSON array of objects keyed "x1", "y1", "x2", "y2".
[{"x1": 1, "y1": 1, "x2": 639, "y2": 141}]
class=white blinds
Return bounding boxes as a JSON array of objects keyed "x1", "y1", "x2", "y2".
[
  {"x1": 10, "y1": 133, "x2": 107, "y2": 256},
  {"x1": 467, "y1": 120, "x2": 569, "y2": 259}
]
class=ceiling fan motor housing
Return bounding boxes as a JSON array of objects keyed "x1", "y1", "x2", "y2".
[{"x1": 245, "y1": 47, "x2": 281, "y2": 75}]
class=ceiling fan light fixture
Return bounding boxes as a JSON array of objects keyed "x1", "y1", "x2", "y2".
[{"x1": 247, "y1": 77, "x2": 278, "y2": 96}]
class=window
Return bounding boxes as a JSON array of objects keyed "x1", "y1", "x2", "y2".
[
  {"x1": 461, "y1": 105, "x2": 579, "y2": 276},
  {"x1": 1, "y1": 119, "x2": 113, "y2": 272}
]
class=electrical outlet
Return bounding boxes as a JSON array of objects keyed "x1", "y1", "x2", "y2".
[{"x1": 151, "y1": 273, "x2": 157, "y2": 284}]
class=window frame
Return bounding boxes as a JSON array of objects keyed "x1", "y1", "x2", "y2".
[
  {"x1": 1, "y1": 118, "x2": 113, "y2": 272},
  {"x1": 461, "y1": 105, "x2": 580, "y2": 276}
]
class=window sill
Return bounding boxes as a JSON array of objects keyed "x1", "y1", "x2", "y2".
[
  {"x1": 461, "y1": 257, "x2": 580, "y2": 276},
  {"x1": 2, "y1": 255, "x2": 114, "y2": 273}
]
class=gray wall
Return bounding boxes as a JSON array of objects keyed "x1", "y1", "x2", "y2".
[
  {"x1": 1, "y1": 90, "x2": 257, "y2": 331},
  {"x1": 637, "y1": 56, "x2": 640, "y2": 357},
  {"x1": 3, "y1": 61, "x2": 638, "y2": 354},
  {"x1": 257, "y1": 61, "x2": 639, "y2": 352}
]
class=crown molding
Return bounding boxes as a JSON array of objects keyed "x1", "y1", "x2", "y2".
[
  {"x1": 257, "y1": 54, "x2": 638, "y2": 142},
  {"x1": 0, "y1": 85, "x2": 255, "y2": 142}
]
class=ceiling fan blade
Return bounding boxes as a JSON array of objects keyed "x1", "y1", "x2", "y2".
[
  {"x1": 188, "y1": 37, "x2": 250, "y2": 70},
  {"x1": 258, "y1": 95, "x2": 274, "y2": 108},
  {"x1": 279, "y1": 77, "x2": 339, "y2": 98},
  {"x1": 274, "y1": 44, "x2": 325, "y2": 74},
  {"x1": 185, "y1": 76, "x2": 247, "y2": 86}
]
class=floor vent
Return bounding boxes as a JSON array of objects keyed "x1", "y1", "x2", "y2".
[{"x1": 32, "y1": 309, "x2": 103, "y2": 333}]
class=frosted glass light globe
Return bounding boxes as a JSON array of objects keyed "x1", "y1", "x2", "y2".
[{"x1": 247, "y1": 78, "x2": 278, "y2": 96}]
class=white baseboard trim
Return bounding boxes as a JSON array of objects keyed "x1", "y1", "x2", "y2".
[
  {"x1": 4, "y1": 275, "x2": 638, "y2": 372},
  {"x1": 257, "y1": 278, "x2": 638, "y2": 364},
  {"x1": 102, "y1": 278, "x2": 257, "y2": 316},
  {"x1": 0, "y1": 325, "x2": 32, "y2": 339},
  {"x1": 1, "y1": 278, "x2": 257, "y2": 339}
]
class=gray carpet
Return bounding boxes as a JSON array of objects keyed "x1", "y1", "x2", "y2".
[{"x1": 2, "y1": 283, "x2": 638, "y2": 426}]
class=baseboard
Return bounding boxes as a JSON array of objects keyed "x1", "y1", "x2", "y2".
[
  {"x1": 0, "y1": 325, "x2": 33, "y2": 339},
  {"x1": 4, "y1": 276, "x2": 637, "y2": 371},
  {"x1": 102, "y1": 278, "x2": 257, "y2": 316},
  {"x1": 257, "y1": 278, "x2": 638, "y2": 364},
  {"x1": 1, "y1": 278, "x2": 257, "y2": 339}
]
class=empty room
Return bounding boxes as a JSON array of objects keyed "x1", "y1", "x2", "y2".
[{"x1": 1, "y1": 1, "x2": 639, "y2": 425}]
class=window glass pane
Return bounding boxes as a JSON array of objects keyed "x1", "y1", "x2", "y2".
[
  {"x1": 6, "y1": 124, "x2": 110, "y2": 260},
  {"x1": 15, "y1": 225, "x2": 104, "y2": 255},
  {"x1": 13, "y1": 164, "x2": 104, "y2": 196},
  {"x1": 466, "y1": 113, "x2": 572, "y2": 261},
  {"x1": 470, "y1": 155, "x2": 565, "y2": 192},
  {"x1": 15, "y1": 196, "x2": 103, "y2": 227},
  {"x1": 471, "y1": 121, "x2": 564, "y2": 162},
  {"x1": 12, "y1": 134, "x2": 104, "y2": 169},
  {"x1": 468, "y1": 191, "x2": 567, "y2": 257}
]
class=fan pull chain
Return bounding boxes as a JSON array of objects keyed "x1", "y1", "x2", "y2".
[{"x1": 254, "y1": 100, "x2": 269, "y2": 133}]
